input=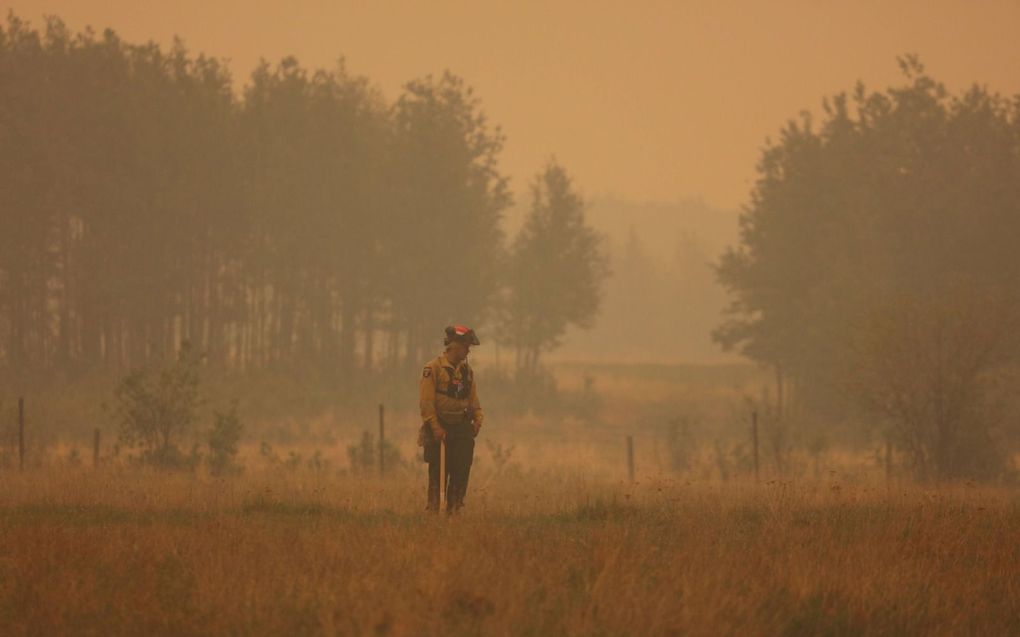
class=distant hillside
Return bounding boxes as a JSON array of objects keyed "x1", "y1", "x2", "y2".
[
  {"x1": 585, "y1": 195, "x2": 740, "y2": 263},
  {"x1": 555, "y1": 196, "x2": 742, "y2": 364}
]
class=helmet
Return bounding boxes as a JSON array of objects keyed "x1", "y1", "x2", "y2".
[{"x1": 445, "y1": 324, "x2": 480, "y2": 346}]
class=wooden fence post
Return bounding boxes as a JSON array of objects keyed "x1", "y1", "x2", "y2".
[
  {"x1": 626, "y1": 435, "x2": 635, "y2": 483},
  {"x1": 884, "y1": 435, "x2": 892, "y2": 490},
  {"x1": 752, "y1": 410, "x2": 760, "y2": 483},
  {"x1": 18, "y1": 396, "x2": 25, "y2": 471},
  {"x1": 378, "y1": 404, "x2": 385, "y2": 478}
]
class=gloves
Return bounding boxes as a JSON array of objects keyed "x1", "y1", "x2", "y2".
[
  {"x1": 472, "y1": 420, "x2": 481, "y2": 437},
  {"x1": 430, "y1": 422, "x2": 447, "y2": 442}
]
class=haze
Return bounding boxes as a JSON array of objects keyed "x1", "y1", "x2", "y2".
[
  {"x1": 2, "y1": 4, "x2": 1020, "y2": 632},
  {"x1": 8, "y1": 0, "x2": 1020, "y2": 209}
]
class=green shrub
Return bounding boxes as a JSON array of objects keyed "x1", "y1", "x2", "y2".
[
  {"x1": 207, "y1": 401, "x2": 244, "y2": 475},
  {"x1": 114, "y1": 343, "x2": 200, "y2": 469}
]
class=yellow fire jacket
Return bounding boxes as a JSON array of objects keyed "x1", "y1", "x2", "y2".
[{"x1": 419, "y1": 352, "x2": 484, "y2": 436}]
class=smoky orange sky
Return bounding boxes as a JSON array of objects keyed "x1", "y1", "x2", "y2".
[{"x1": 8, "y1": 1, "x2": 1020, "y2": 209}]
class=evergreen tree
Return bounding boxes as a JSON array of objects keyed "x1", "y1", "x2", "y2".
[
  {"x1": 499, "y1": 161, "x2": 609, "y2": 372},
  {"x1": 383, "y1": 72, "x2": 510, "y2": 368},
  {"x1": 715, "y1": 57, "x2": 1020, "y2": 477}
]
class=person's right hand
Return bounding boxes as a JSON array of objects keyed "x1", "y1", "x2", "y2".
[{"x1": 430, "y1": 424, "x2": 447, "y2": 442}]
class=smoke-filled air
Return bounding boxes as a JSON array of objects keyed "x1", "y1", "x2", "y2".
[{"x1": 1, "y1": 2, "x2": 1018, "y2": 635}]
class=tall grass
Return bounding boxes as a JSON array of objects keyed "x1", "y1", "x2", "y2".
[
  {"x1": 2, "y1": 361, "x2": 1016, "y2": 633},
  {"x1": 0, "y1": 467, "x2": 1016, "y2": 635}
]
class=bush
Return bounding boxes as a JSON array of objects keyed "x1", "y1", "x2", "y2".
[
  {"x1": 849, "y1": 287, "x2": 1019, "y2": 481},
  {"x1": 114, "y1": 343, "x2": 200, "y2": 469},
  {"x1": 347, "y1": 431, "x2": 403, "y2": 474},
  {"x1": 207, "y1": 401, "x2": 244, "y2": 475}
]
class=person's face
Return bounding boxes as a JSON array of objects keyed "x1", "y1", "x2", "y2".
[{"x1": 449, "y1": 340, "x2": 470, "y2": 361}]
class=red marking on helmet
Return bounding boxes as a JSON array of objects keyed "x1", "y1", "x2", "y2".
[{"x1": 454, "y1": 325, "x2": 470, "y2": 335}]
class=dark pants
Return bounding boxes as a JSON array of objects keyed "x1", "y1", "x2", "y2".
[{"x1": 426, "y1": 432, "x2": 474, "y2": 513}]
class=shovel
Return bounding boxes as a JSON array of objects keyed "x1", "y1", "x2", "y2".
[{"x1": 439, "y1": 439, "x2": 447, "y2": 510}]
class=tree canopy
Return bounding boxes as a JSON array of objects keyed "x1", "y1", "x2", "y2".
[
  {"x1": 0, "y1": 15, "x2": 594, "y2": 390},
  {"x1": 715, "y1": 57, "x2": 1020, "y2": 478},
  {"x1": 498, "y1": 161, "x2": 609, "y2": 372}
]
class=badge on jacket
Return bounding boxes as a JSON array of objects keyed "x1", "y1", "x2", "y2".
[{"x1": 423, "y1": 367, "x2": 432, "y2": 378}]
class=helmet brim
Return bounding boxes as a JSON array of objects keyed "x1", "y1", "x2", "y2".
[{"x1": 446, "y1": 325, "x2": 480, "y2": 346}]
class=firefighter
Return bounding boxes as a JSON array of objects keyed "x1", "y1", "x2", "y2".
[{"x1": 419, "y1": 325, "x2": 484, "y2": 513}]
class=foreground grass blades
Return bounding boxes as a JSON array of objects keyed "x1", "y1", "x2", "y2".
[{"x1": 0, "y1": 470, "x2": 1017, "y2": 636}]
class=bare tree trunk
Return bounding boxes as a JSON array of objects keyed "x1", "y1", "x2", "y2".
[
  {"x1": 363, "y1": 306, "x2": 375, "y2": 370},
  {"x1": 775, "y1": 363, "x2": 784, "y2": 420},
  {"x1": 338, "y1": 287, "x2": 358, "y2": 376},
  {"x1": 57, "y1": 214, "x2": 74, "y2": 366}
]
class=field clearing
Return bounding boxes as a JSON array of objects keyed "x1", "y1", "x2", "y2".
[{"x1": 1, "y1": 469, "x2": 1017, "y2": 636}]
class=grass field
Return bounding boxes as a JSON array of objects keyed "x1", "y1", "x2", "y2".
[{"x1": 1, "y1": 468, "x2": 1017, "y2": 636}]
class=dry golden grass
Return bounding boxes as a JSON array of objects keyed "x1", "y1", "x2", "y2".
[
  {"x1": 1, "y1": 467, "x2": 1017, "y2": 636},
  {"x1": 3, "y1": 361, "x2": 1016, "y2": 634}
]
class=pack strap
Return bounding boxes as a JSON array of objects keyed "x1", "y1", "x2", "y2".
[{"x1": 435, "y1": 362, "x2": 473, "y2": 399}]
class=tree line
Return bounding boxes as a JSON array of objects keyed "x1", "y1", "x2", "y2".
[
  {"x1": 0, "y1": 14, "x2": 608, "y2": 385},
  {"x1": 716, "y1": 57, "x2": 1020, "y2": 480}
]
